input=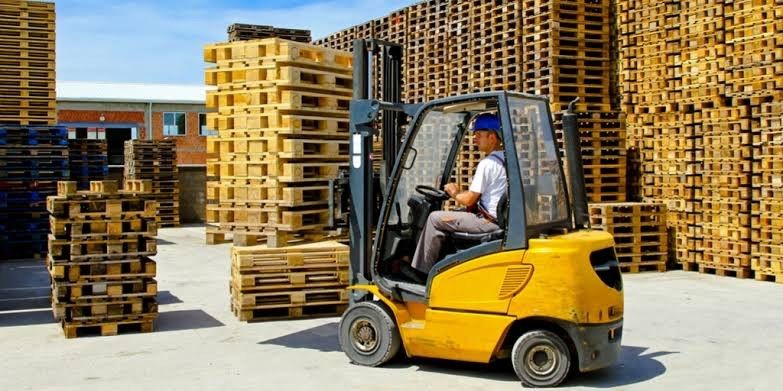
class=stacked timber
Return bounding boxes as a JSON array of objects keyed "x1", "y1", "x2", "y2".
[
  {"x1": 0, "y1": 125, "x2": 68, "y2": 259},
  {"x1": 314, "y1": 0, "x2": 625, "y2": 205},
  {"x1": 230, "y1": 241, "x2": 349, "y2": 321},
  {"x1": 590, "y1": 202, "x2": 668, "y2": 273},
  {"x1": 124, "y1": 140, "x2": 180, "y2": 227},
  {"x1": 0, "y1": 0, "x2": 56, "y2": 125},
  {"x1": 618, "y1": 0, "x2": 783, "y2": 280},
  {"x1": 47, "y1": 180, "x2": 158, "y2": 338},
  {"x1": 204, "y1": 38, "x2": 351, "y2": 247}
]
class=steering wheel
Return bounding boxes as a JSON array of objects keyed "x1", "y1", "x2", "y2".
[{"x1": 416, "y1": 185, "x2": 450, "y2": 201}]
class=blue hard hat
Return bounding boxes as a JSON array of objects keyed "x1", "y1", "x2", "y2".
[{"x1": 470, "y1": 113, "x2": 500, "y2": 133}]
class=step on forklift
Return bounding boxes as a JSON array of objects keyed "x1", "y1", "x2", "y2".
[{"x1": 328, "y1": 39, "x2": 624, "y2": 387}]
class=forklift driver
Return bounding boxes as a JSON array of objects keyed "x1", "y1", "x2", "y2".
[{"x1": 402, "y1": 112, "x2": 508, "y2": 284}]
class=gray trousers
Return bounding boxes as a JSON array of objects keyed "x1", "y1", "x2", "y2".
[{"x1": 410, "y1": 211, "x2": 500, "y2": 274}]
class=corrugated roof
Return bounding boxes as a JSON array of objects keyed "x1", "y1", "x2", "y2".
[{"x1": 57, "y1": 81, "x2": 208, "y2": 104}]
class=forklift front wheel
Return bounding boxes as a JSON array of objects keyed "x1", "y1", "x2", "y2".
[
  {"x1": 512, "y1": 330, "x2": 571, "y2": 388},
  {"x1": 338, "y1": 301, "x2": 401, "y2": 367}
]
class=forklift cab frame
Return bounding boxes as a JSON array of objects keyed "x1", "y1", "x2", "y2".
[{"x1": 351, "y1": 92, "x2": 573, "y2": 303}]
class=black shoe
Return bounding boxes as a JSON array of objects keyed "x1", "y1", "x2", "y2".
[{"x1": 400, "y1": 264, "x2": 426, "y2": 284}]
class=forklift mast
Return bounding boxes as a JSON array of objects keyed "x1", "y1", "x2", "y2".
[{"x1": 344, "y1": 39, "x2": 409, "y2": 289}]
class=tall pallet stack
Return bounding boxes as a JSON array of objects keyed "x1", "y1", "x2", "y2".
[
  {"x1": 618, "y1": 0, "x2": 783, "y2": 280},
  {"x1": 522, "y1": 0, "x2": 626, "y2": 203},
  {"x1": 753, "y1": 100, "x2": 783, "y2": 283},
  {"x1": 0, "y1": 125, "x2": 68, "y2": 259},
  {"x1": 0, "y1": 1, "x2": 57, "y2": 126},
  {"x1": 124, "y1": 140, "x2": 180, "y2": 227},
  {"x1": 230, "y1": 241, "x2": 349, "y2": 321},
  {"x1": 68, "y1": 139, "x2": 107, "y2": 190},
  {"x1": 735, "y1": 1, "x2": 783, "y2": 283},
  {"x1": 314, "y1": 0, "x2": 626, "y2": 204},
  {"x1": 203, "y1": 38, "x2": 352, "y2": 247},
  {"x1": 590, "y1": 202, "x2": 668, "y2": 273},
  {"x1": 47, "y1": 180, "x2": 158, "y2": 338}
]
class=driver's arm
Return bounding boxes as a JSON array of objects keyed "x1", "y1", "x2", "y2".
[{"x1": 444, "y1": 183, "x2": 480, "y2": 207}]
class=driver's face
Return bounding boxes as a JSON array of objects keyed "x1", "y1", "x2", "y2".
[{"x1": 474, "y1": 130, "x2": 498, "y2": 153}]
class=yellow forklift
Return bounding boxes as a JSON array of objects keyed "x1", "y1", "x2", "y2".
[{"x1": 329, "y1": 39, "x2": 623, "y2": 387}]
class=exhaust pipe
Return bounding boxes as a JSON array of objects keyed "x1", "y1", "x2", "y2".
[{"x1": 562, "y1": 98, "x2": 590, "y2": 230}]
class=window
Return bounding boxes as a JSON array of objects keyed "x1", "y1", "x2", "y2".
[
  {"x1": 164, "y1": 112, "x2": 186, "y2": 136},
  {"x1": 507, "y1": 96, "x2": 569, "y2": 227},
  {"x1": 199, "y1": 113, "x2": 216, "y2": 136}
]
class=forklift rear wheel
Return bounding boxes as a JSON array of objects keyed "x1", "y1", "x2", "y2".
[
  {"x1": 338, "y1": 301, "x2": 401, "y2": 367},
  {"x1": 511, "y1": 330, "x2": 571, "y2": 387}
]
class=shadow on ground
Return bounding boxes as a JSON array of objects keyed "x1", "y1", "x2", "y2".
[
  {"x1": 259, "y1": 322, "x2": 341, "y2": 352},
  {"x1": 157, "y1": 290, "x2": 183, "y2": 305},
  {"x1": 0, "y1": 259, "x2": 51, "y2": 315},
  {"x1": 0, "y1": 309, "x2": 55, "y2": 327},
  {"x1": 155, "y1": 309, "x2": 224, "y2": 332},
  {"x1": 569, "y1": 345, "x2": 676, "y2": 388},
  {"x1": 259, "y1": 321, "x2": 673, "y2": 386}
]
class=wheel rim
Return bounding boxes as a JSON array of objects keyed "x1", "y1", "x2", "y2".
[
  {"x1": 350, "y1": 317, "x2": 379, "y2": 355},
  {"x1": 525, "y1": 344, "x2": 558, "y2": 378}
]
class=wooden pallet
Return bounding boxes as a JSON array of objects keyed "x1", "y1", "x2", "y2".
[
  {"x1": 51, "y1": 278, "x2": 158, "y2": 301},
  {"x1": 231, "y1": 240, "x2": 348, "y2": 267},
  {"x1": 620, "y1": 261, "x2": 667, "y2": 273},
  {"x1": 53, "y1": 296, "x2": 157, "y2": 322},
  {"x1": 61, "y1": 315, "x2": 156, "y2": 338},
  {"x1": 230, "y1": 300, "x2": 346, "y2": 322},
  {"x1": 682, "y1": 261, "x2": 753, "y2": 279},
  {"x1": 204, "y1": 38, "x2": 353, "y2": 71},
  {"x1": 48, "y1": 256, "x2": 156, "y2": 282},
  {"x1": 232, "y1": 268, "x2": 348, "y2": 292},
  {"x1": 207, "y1": 226, "x2": 341, "y2": 247},
  {"x1": 207, "y1": 137, "x2": 348, "y2": 160},
  {"x1": 206, "y1": 64, "x2": 351, "y2": 92}
]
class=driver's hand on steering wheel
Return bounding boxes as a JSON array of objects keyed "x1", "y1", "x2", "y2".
[{"x1": 444, "y1": 183, "x2": 458, "y2": 198}]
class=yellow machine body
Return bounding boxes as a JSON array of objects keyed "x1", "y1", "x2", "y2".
[{"x1": 349, "y1": 229, "x2": 623, "y2": 365}]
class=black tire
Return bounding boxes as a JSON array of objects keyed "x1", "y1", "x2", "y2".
[
  {"x1": 338, "y1": 301, "x2": 401, "y2": 367},
  {"x1": 511, "y1": 330, "x2": 572, "y2": 388}
]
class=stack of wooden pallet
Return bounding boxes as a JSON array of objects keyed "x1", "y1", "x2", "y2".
[
  {"x1": 753, "y1": 100, "x2": 783, "y2": 283},
  {"x1": 0, "y1": 1, "x2": 56, "y2": 125},
  {"x1": 124, "y1": 140, "x2": 180, "y2": 227},
  {"x1": 68, "y1": 139, "x2": 107, "y2": 190},
  {"x1": 230, "y1": 241, "x2": 349, "y2": 321},
  {"x1": 314, "y1": 0, "x2": 626, "y2": 205},
  {"x1": 227, "y1": 24, "x2": 311, "y2": 43},
  {"x1": 618, "y1": 0, "x2": 782, "y2": 280},
  {"x1": 0, "y1": 125, "x2": 68, "y2": 259},
  {"x1": 590, "y1": 202, "x2": 668, "y2": 273},
  {"x1": 47, "y1": 180, "x2": 158, "y2": 338},
  {"x1": 523, "y1": 0, "x2": 626, "y2": 203},
  {"x1": 203, "y1": 38, "x2": 351, "y2": 247}
]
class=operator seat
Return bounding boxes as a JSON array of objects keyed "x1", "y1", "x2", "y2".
[{"x1": 448, "y1": 193, "x2": 507, "y2": 244}]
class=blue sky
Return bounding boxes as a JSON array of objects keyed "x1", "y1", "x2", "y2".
[{"x1": 56, "y1": 0, "x2": 416, "y2": 85}]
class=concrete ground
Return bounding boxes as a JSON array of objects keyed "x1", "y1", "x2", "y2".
[{"x1": 1, "y1": 225, "x2": 781, "y2": 391}]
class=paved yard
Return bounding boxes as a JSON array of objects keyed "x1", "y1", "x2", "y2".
[{"x1": 1, "y1": 225, "x2": 781, "y2": 390}]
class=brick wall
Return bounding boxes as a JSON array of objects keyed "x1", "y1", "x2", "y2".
[
  {"x1": 59, "y1": 109, "x2": 206, "y2": 165},
  {"x1": 58, "y1": 110, "x2": 147, "y2": 138},
  {"x1": 151, "y1": 112, "x2": 206, "y2": 165}
]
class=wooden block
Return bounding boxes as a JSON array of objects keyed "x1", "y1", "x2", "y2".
[{"x1": 58, "y1": 181, "x2": 77, "y2": 196}]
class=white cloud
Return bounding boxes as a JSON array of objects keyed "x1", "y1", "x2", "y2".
[{"x1": 56, "y1": 0, "x2": 415, "y2": 85}]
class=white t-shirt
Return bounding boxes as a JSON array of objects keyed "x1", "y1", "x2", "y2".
[{"x1": 469, "y1": 151, "x2": 507, "y2": 219}]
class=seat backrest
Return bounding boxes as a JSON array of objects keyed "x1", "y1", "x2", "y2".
[{"x1": 496, "y1": 192, "x2": 508, "y2": 229}]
